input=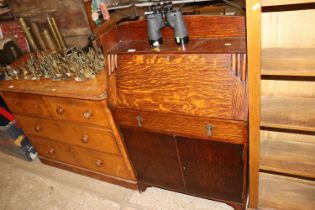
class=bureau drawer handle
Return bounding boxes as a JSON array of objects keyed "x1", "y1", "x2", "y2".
[
  {"x1": 95, "y1": 159, "x2": 103, "y2": 167},
  {"x1": 205, "y1": 124, "x2": 213, "y2": 137},
  {"x1": 81, "y1": 135, "x2": 89, "y2": 144},
  {"x1": 56, "y1": 106, "x2": 64, "y2": 115},
  {"x1": 34, "y1": 125, "x2": 42, "y2": 132},
  {"x1": 48, "y1": 148, "x2": 55, "y2": 155},
  {"x1": 136, "y1": 115, "x2": 143, "y2": 127},
  {"x1": 83, "y1": 111, "x2": 93, "y2": 119},
  {"x1": 33, "y1": 104, "x2": 39, "y2": 108}
]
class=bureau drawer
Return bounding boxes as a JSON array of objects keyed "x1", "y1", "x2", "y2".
[
  {"x1": 30, "y1": 136, "x2": 131, "y2": 179},
  {"x1": 113, "y1": 109, "x2": 247, "y2": 144},
  {"x1": 2, "y1": 92, "x2": 51, "y2": 118},
  {"x1": 16, "y1": 115, "x2": 120, "y2": 155},
  {"x1": 43, "y1": 96, "x2": 110, "y2": 127}
]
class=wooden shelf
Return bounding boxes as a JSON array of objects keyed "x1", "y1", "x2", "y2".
[
  {"x1": 259, "y1": 172, "x2": 315, "y2": 210},
  {"x1": 260, "y1": 134, "x2": 315, "y2": 178},
  {"x1": 261, "y1": 96, "x2": 315, "y2": 132},
  {"x1": 261, "y1": 48, "x2": 315, "y2": 77},
  {"x1": 261, "y1": 0, "x2": 315, "y2": 7}
]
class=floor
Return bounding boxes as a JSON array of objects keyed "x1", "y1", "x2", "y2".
[{"x1": 0, "y1": 152, "x2": 233, "y2": 210}]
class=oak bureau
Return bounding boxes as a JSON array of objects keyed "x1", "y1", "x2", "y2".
[
  {"x1": 100, "y1": 15, "x2": 248, "y2": 210},
  {"x1": 0, "y1": 59, "x2": 137, "y2": 188}
]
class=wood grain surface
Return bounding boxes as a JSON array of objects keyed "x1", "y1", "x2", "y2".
[
  {"x1": 177, "y1": 137, "x2": 245, "y2": 203},
  {"x1": 31, "y1": 136, "x2": 132, "y2": 179},
  {"x1": 15, "y1": 115, "x2": 120, "y2": 155},
  {"x1": 114, "y1": 109, "x2": 247, "y2": 144},
  {"x1": 0, "y1": 55, "x2": 107, "y2": 101},
  {"x1": 114, "y1": 54, "x2": 247, "y2": 121}
]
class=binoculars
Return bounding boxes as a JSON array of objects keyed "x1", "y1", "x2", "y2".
[{"x1": 146, "y1": 3, "x2": 189, "y2": 47}]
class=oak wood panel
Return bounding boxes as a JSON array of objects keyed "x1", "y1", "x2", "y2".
[
  {"x1": 108, "y1": 38, "x2": 246, "y2": 54},
  {"x1": 117, "y1": 16, "x2": 246, "y2": 42},
  {"x1": 246, "y1": 0, "x2": 262, "y2": 208},
  {"x1": 41, "y1": 156, "x2": 138, "y2": 189},
  {"x1": 178, "y1": 137, "x2": 245, "y2": 204},
  {"x1": 259, "y1": 172, "x2": 315, "y2": 210},
  {"x1": 1, "y1": 92, "x2": 52, "y2": 118},
  {"x1": 262, "y1": 0, "x2": 315, "y2": 7},
  {"x1": 113, "y1": 109, "x2": 247, "y2": 144},
  {"x1": 261, "y1": 131, "x2": 315, "y2": 178},
  {"x1": 122, "y1": 128, "x2": 185, "y2": 191},
  {"x1": 31, "y1": 136, "x2": 132, "y2": 179},
  {"x1": 44, "y1": 96, "x2": 110, "y2": 127},
  {"x1": 16, "y1": 115, "x2": 119, "y2": 155},
  {"x1": 0, "y1": 56, "x2": 107, "y2": 100},
  {"x1": 115, "y1": 54, "x2": 247, "y2": 121},
  {"x1": 99, "y1": 24, "x2": 120, "y2": 54},
  {"x1": 262, "y1": 9, "x2": 315, "y2": 48},
  {"x1": 261, "y1": 96, "x2": 315, "y2": 132},
  {"x1": 261, "y1": 48, "x2": 315, "y2": 77}
]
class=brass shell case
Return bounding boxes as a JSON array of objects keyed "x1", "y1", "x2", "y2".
[
  {"x1": 30, "y1": 22, "x2": 47, "y2": 51},
  {"x1": 19, "y1": 17, "x2": 38, "y2": 51},
  {"x1": 51, "y1": 17, "x2": 67, "y2": 50},
  {"x1": 41, "y1": 29, "x2": 57, "y2": 51},
  {"x1": 47, "y1": 17, "x2": 62, "y2": 49}
]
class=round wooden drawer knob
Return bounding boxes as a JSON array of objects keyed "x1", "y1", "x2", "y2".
[
  {"x1": 56, "y1": 106, "x2": 64, "y2": 115},
  {"x1": 33, "y1": 104, "x2": 39, "y2": 108},
  {"x1": 81, "y1": 135, "x2": 89, "y2": 144},
  {"x1": 34, "y1": 125, "x2": 41, "y2": 132},
  {"x1": 83, "y1": 111, "x2": 93, "y2": 120},
  {"x1": 95, "y1": 159, "x2": 103, "y2": 167},
  {"x1": 48, "y1": 148, "x2": 55, "y2": 155}
]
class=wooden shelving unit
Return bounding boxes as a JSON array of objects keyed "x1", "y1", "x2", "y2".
[
  {"x1": 259, "y1": 173, "x2": 315, "y2": 210},
  {"x1": 261, "y1": 96, "x2": 315, "y2": 132},
  {"x1": 261, "y1": 0, "x2": 315, "y2": 7},
  {"x1": 247, "y1": 1, "x2": 315, "y2": 209},
  {"x1": 261, "y1": 48, "x2": 315, "y2": 77},
  {"x1": 260, "y1": 132, "x2": 315, "y2": 178}
]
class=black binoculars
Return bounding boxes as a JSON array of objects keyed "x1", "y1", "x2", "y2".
[{"x1": 146, "y1": 3, "x2": 189, "y2": 47}]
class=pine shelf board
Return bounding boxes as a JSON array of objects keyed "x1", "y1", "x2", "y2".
[
  {"x1": 261, "y1": 96, "x2": 315, "y2": 132},
  {"x1": 261, "y1": 0, "x2": 315, "y2": 7},
  {"x1": 259, "y1": 172, "x2": 315, "y2": 210},
  {"x1": 260, "y1": 136, "x2": 315, "y2": 178},
  {"x1": 261, "y1": 48, "x2": 315, "y2": 77}
]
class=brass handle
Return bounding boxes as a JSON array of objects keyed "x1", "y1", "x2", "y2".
[
  {"x1": 83, "y1": 111, "x2": 93, "y2": 119},
  {"x1": 34, "y1": 124, "x2": 41, "y2": 132},
  {"x1": 48, "y1": 148, "x2": 55, "y2": 155},
  {"x1": 136, "y1": 115, "x2": 143, "y2": 127},
  {"x1": 205, "y1": 124, "x2": 213, "y2": 137},
  {"x1": 95, "y1": 159, "x2": 103, "y2": 167},
  {"x1": 81, "y1": 135, "x2": 89, "y2": 144},
  {"x1": 56, "y1": 106, "x2": 64, "y2": 115}
]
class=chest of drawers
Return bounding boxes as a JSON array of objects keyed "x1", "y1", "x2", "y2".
[
  {"x1": 0, "y1": 70, "x2": 137, "y2": 188},
  {"x1": 101, "y1": 16, "x2": 248, "y2": 210}
]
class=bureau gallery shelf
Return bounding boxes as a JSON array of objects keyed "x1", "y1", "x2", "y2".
[
  {"x1": 261, "y1": 96, "x2": 315, "y2": 132},
  {"x1": 261, "y1": 0, "x2": 315, "y2": 7},
  {"x1": 261, "y1": 48, "x2": 315, "y2": 77},
  {"x1": 260, "y1": 133, "x2": 315, "y2": 178},
  {"x1": 259, "y1": 172, "x2": 315, "y2": 210}
]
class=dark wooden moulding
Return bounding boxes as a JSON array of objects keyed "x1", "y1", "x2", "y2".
[{"x1": 100, "y1": 16, "x2": 248, "y2": 210}]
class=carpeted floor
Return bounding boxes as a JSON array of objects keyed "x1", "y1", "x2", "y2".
[{"x1": 0, "y1": 152, "x2": 233, "y2": 210}]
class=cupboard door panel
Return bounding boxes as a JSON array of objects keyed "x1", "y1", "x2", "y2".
[
  {"x1": 177, "y1": 137, "x2": 245, "y2": 203},
  {"x1": 122, "y1": 128, "x2": 184, "y2": 191}
]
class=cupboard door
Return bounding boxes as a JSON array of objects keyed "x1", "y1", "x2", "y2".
[
  {"x1": 177, "y1": 137, "x2": 245, "y2": 203},
  {"x1": 122, "y1": 128, "x2": 184, "y2": 191}
]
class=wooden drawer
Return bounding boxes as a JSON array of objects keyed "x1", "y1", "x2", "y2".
[
  {"x1": 43, "y1": 96, "x2": 110, "y2": 127},
  {"x1": 114, "y1": 53, "x2": 247, "y2": 121},
  {"x1": 113, "y1": 109, "x2": 247, "y2": 144},
  {"x1": 16, "y1": 115, "x2": 120, "y2": 155},
  {"x1": 2, "y1": 92, "x2": 51, "y2": 118},
  {"x1": 30, "y1": 136, "x2": 131, "y2": 179}
]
